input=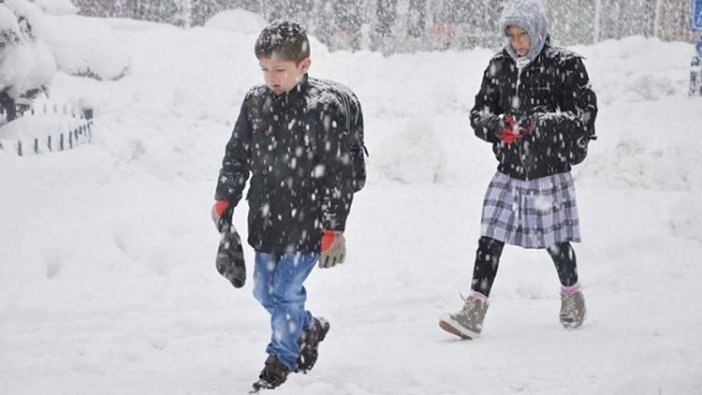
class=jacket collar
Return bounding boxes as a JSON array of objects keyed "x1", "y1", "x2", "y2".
[
  {"x1": 270, "y1": 73, "x2": 309, "y2": 105},
  {"x1": 503, "y1": 38, "x2": 551, "y2": 69}
]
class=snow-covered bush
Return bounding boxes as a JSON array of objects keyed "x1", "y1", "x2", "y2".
[
  {"x1": 0, "y1": 0, "x2": 56, "y2": 118},
  {"x1": 203, "y1": 8, "x2": 266, "y2": 34},
  {"x1": 30, "y1": 0, "x2": 79, "y2": 16},
  {"x1": 42, "y1": 15, "x2": 129, "y2": 81},
  {"x1": 374, "y1": 116, "x2": 447, "y2": 184}
]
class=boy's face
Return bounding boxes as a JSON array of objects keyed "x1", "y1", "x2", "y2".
[
  {"x1": 258, "y1": 56, "x2": 311, "y2": 95},
  {"x1": 506, "y1": 25, "x2": 530, "y2": 57}
]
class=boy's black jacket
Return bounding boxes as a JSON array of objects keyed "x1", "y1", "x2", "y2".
[
  {"x1": 215, "y1": 74, "x2": 361, "y2": 254},
  {"x1": 470, "y1": 43, "x2": 598, "y2": 180}
]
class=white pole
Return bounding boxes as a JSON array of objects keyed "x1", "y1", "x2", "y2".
[
  {"x1": 593, "y1": 0, "x2": 601, "y2": 43},
  {"x1": 653, "y1": 0, "x2": 662, "y2": 38},
  {"x1": 186, "y1": 0, "x2": 192, "y2": 28}
]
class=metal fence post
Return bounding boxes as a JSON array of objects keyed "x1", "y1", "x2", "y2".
[{"x1": 692, "y1": 40, "x2": 702, "y2": 96}]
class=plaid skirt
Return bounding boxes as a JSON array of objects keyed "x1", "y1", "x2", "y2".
[{"x1": 480, "y1": 171, "x2": 581, "y2": 249}]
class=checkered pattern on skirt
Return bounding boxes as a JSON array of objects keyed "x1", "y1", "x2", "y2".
[{"x1": 480, "y1": 171, "x2": 581, "y2": 249}]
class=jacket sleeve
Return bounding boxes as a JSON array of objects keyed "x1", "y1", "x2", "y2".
[
  {"x1": 349, "y1": 93, "x2": 367, "y2": 192},
  {"x1": 470, "y1": 61, "x2": 502, "y2": 144},
  {"x1": 320, "y1": 103, "x2": 355, "y2": 231},
  {"x1": 214, "y1": 96, "x2": 252, "y2": 206},
  {"x1": 561, "y1": 55, "x2": 597, "y2": 140},
  {"x1": 529, "y1": 56, "x2": 598, "y2": 143}
]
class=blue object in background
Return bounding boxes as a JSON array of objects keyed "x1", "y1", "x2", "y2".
[{"x1": 693, "y1": 0, "x2": 702, "y2": 29}]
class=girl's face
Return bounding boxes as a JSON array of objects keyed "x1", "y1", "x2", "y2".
[
  {"x1": 258, "y1": 56, "x2": 311, "y2": 95},
  {"x1": 506, "y1": 25, "x2": 530, "y2": 57}
]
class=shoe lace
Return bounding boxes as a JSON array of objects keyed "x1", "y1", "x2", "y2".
[{"x1": 458, "y1": 292, "x2": 478, "y2": 314}]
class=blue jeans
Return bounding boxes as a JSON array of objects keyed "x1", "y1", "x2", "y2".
[{"x1": 253, "y1": 252, "x2": 319, "y2": 372}]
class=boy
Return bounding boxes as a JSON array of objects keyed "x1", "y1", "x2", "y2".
[
  {"x1": 439, "y1": 0, "x2": 597, "y2": 339},
  {"x1": 212, "y1": 21, "x2": 365, "y2": 391}
]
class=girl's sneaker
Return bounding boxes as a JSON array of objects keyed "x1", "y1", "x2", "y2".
[
  {"x1": 439, "y1": 295, "x2": 489, "y2": 339},
  {"x1": 560, "y1": 286, "x2": 586, "y2": 329}
]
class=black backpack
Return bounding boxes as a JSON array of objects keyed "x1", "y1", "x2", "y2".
[
  {"x1": 570, "y1": 133, "x2": 596, "y2": 165},
  {"x1": 337, "y1": 90, "x2": 367, "y2": 192},
  {"x1": 246, "y1": 82, "x2": 367, "y2": 192}
]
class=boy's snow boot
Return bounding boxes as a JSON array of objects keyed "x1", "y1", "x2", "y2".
[
  {"x1": 251, "y1": 355, "x2": 289, "y2": 392},
  {"x1": 296, "y1": 316, "x2": 330, "y2": 373},
  {"x1": 560, "y1": 287, "x2": 586, "y2": 329},
  {"x1": 439, "y1": 294, "x2": 489, "y2": 339}
]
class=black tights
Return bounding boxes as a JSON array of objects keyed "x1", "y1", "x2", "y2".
[{"x1": 470, "y1": 236, "x2": 578, "y2": 297}]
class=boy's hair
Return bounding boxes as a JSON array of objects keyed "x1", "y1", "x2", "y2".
[{"x1": 254, "y1": 21, "x2": 310, "y2": 63}]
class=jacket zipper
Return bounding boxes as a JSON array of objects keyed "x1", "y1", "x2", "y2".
[{"x1": 515, "y1": 65, "x2": 530, "y2": 180}]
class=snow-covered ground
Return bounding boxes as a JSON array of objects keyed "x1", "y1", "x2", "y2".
[{"x1": 1, "y1": 11, "x2": 701, "y2": 395}]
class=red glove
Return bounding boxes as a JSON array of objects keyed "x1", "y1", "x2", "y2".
[
  {"x1": 319, "y1": 230, "x2": 346, "y2": 268},
  {"x1": 211, "y1": 200, "x2": 231, "y2": 231},
  {"x1": 214, "y1": 200, "x2": 230, "y2": 217},
  {"x1": 518, "y1": 117, "x2": 537, "y2": 136},
  {"x1": 498, "y1": 114, "x2": 537, "y2": 143},
  {"x1": 321, "y1": 230, "x2": 336, "y2": 252},
  {"x1": 497, "y1": 114, "x2": 520, "y2": 144}
]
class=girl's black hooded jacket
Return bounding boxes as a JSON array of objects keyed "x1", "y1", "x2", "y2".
[{"x1": 470, "y1": 41, "x2": 598, "y2": 180}]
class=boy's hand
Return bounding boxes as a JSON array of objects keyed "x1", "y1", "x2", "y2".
[
  {"x1": 319, "y1": 230, "x2": 345, "y2": 268},
  {"x1": 211, "y1": 200, "x2": 231, "y2": 232}
]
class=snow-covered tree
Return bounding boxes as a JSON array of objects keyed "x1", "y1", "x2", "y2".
[
  {"x1": 0, "y1": 0, "x2": 56, "y2": 121},
  {"x1": 66, "y1": 0, "x2": 700, "y2": 52}
]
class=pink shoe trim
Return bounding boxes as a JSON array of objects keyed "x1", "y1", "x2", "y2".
[
  {"x1": 470, "y1": 291, "x2": 489, "y2": 301},
  {"x1": 561, "y1": 283, "x2": 581, "y2": 294}
]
